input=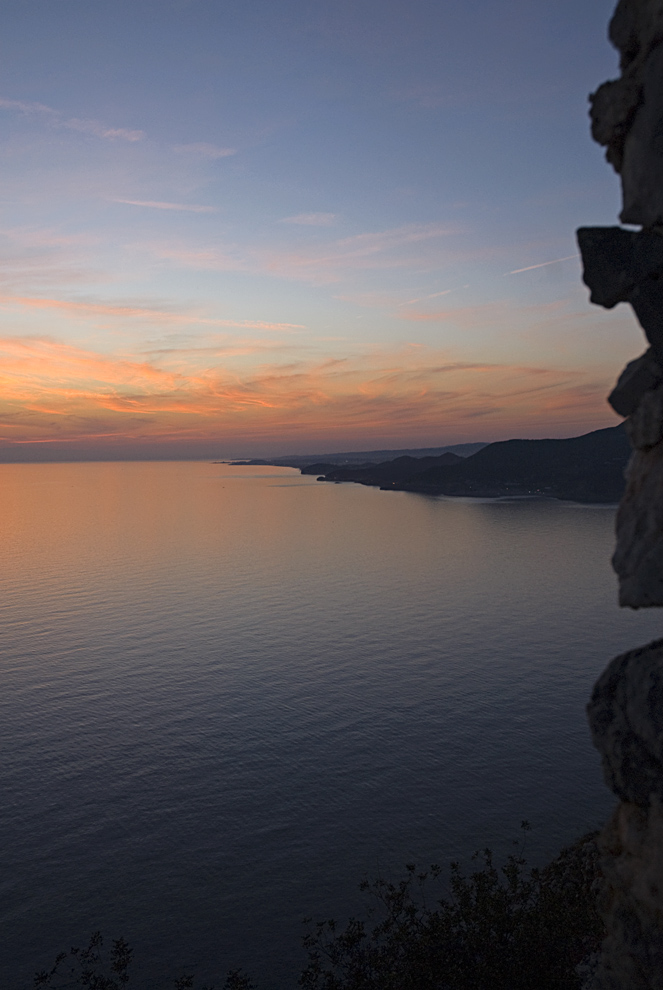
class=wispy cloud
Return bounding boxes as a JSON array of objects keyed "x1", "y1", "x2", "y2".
[
  {"x1": 0, "y1": 97, "x2": 54, "y2": 117},
  {"x1": 262, "y1": 223, "x2": 458, "y2": 283},
  {"x1": 145, "y1": 242, "x2": 247, "y2": 273},
  {"x1": 0, "y1": 226, "x2": 100, "y2": 249},
  {"x1": 0, "y1": 96, "x2": 144, "y2": 141},
  {"x1": 0, "y1": 335, "x2": 617, "y2": 450},
  {"x1": 506, "y1": 255, "x2": 579, "y2": 275},
  {"x1": 399, "y1": 301, "x2": 508, "y2": 326},
  {"x1": 281, "y1": 213, "x2": 337, "y2": 226},
  {"x1": 138, "y1": 222, "x2": 461, "y2": 286},
  {"x1": 173, "y1": 142, "x2": 237, "y2": 158},
  {"x1": 0, "y1": 226, "x2": 113, "y2": 292},
  {"x1": 63, "y1": 118, "x2": 143, "y2": 141},
  {"x1": 401, "y1": 289, "x2": 453, "y2": 306},
  {"x1": 0, "y1": 293, "x2": 305, "y2": 332},
  {"x1": 114, "y1": 199, "x2": 218, "y2": 214}
]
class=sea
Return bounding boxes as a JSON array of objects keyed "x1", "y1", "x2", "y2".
[{"x1": 1, "y1": 460, "x2": 661, "y2": 989}]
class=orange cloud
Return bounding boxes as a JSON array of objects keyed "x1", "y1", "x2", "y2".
[{"x1": 0, "y1": 334, "x2": 619, "y2": 452}]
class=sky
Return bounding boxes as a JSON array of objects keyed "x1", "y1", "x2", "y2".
[{"x1": 0, "y1": 0, "x2": 645, "y2": 459}]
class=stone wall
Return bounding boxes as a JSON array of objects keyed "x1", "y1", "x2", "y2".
[{"x1": 580, "y1": 2, "x2": 663, "y2": 985}]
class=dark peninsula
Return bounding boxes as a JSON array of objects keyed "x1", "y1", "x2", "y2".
[
  {"x1": 311, "y1": 424, "x2": 631, "y2": 502},
  {"x1": 228, "y1": 440, "x2": 486, "y2": 469}
]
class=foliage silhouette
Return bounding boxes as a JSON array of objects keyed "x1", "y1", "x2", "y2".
[
  {"x1": 31, "y1": 931, "x2": 255, "y2": 990},
  {"x1": 32, "y1": 826, "x2": 603, "y2": 990},
  {"x1": 299, "y1": 825, "x2": 603, "y2": 990},
  {"x1": 33, "y1": 932, "x2": 132, "y2": 990}
]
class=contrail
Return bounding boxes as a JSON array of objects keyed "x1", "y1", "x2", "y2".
[
  {"x1": 507, "y1": 254, "x2": 579, "y2": 275},
  {"x1": 401, "y1": 289, "x2": 453, "y2": 305}
]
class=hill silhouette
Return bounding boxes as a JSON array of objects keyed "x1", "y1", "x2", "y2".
[
  {"x1": 314, "y1": 424, "x2": 630, "y2": 502},
  {"x1": 229, "y1": 442, "x2": 485, "y2": 469},
  {"x1": 315, "y1": 451, "x2": 462, "y2": 483}
]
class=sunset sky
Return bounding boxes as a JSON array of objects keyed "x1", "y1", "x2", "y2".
[{"x1": 0, "y1": 0, "x2": 643, "y2": 459}]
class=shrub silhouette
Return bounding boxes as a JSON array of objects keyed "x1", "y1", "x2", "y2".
[
  {"x1": 299, "y1": 825, "x2": 603, "y2": 990},
  {"x1": 32, "y1": 826, "x2": 603, "y2": 990}
]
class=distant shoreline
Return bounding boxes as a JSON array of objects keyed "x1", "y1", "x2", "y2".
[{"x1": 231, "y1": 423, "x2": 630, "y2": 505}]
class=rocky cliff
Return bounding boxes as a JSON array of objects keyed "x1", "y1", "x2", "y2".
[{"x1": 580, "y1": 2, "x2": 663, "y2": 985}]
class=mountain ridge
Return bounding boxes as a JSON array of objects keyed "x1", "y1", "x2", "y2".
[
  {"x1": 313, "y1": 424, "x2": 630, "y2": 503},
  {"x1": 228, "y1": 441, "x2": 487, "y2": 467}
]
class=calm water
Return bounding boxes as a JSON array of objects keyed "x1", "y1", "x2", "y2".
[{"x1": 1, "y1": 461, "x2": 661, "y2": 988}]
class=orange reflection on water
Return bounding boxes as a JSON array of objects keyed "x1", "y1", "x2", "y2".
[{"x1": 0, "y1": 459, "x2": 618, "y2": 634}]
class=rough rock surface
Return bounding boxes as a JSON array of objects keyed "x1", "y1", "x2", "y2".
[
  {"x1": 588, "y1": 639, "x2": 663, "y2": 802},
  {"x1": 577, "y1": 226, "x2": 663, "y2": 364},
  {"x1": 581, "y1": 3, "x2": 663, "y2": 985},
  {"x1": 621, "y1": 41, "x2": 663, "y2": 225},
  {"x1": 608, "y1": 348, "x2": 663, "y2": 417},
  {"x1": 577, "y1": 227, "x2": 663, "y2": 310},
  {"x1": 577, "y1": 0, "x2": 663, "y2": 608},
  {"x1": 625, "y1": 379, "x2": 663, "y2": 446},
  {"x1": 587, "y1": 639, "x2": 663, "y2": 989},
  {"x1": 590, "y1": 0, "x2": 663, "y2": 223},
  {"x1": 613, "y1": 445, "x2": 663, "y2": 606},
  {"x1": 591, "y1": 800, "x2": 663, "y2": 990}
]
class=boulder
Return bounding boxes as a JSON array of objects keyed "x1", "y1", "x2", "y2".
[{"x1": 588, "y1": 638, "x2": 663, "y2": 803}]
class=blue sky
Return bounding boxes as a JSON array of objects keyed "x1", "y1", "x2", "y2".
[{"x1": 0, "y1": 0, "x2": 641, "y2": 458}]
